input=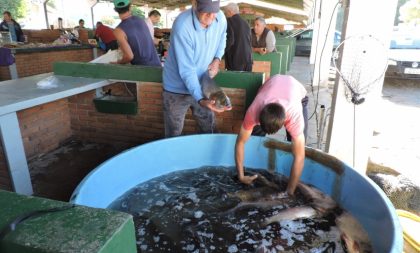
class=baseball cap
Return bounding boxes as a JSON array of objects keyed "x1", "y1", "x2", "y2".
[
  {"x1": 113, "y1": 0, "x2": 130, "y2": 8},
  {"x1": 196, "y1": 0, "x2": 220, "y2": 13}
]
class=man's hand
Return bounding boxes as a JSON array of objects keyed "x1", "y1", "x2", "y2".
[
  {"x1": 239, "y1": 174, "x2": 258, "y2": 185},
  {"x1": 208, "y1": 58, "x2": 220, "y2": 78},
  {"x1": 199, "y1": 99, "x2": 231, "y2": 113},
  {"x1": 258, "y1": 48, "x2": 267, "y2": 55}
]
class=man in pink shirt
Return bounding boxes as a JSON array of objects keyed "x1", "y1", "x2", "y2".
[{"x1": 235, "y1": 74, "x2": 308, "y2": 195}]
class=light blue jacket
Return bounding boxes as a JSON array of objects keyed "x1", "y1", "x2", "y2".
[{"x1": 163, "y1": 8, "x2": 227, "y2": 101}]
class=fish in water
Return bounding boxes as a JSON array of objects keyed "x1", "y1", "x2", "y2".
[
  {"x1": 297, "y1": 182, "x2": 337, "y2": 212},
  {"x1": 227, "y1": 186, "x2": 280, "y2": 202},
  {"x1": 200, "y1": 71, "x2": 232, "y2": 109},
  {"x1": 223, "y1": 198, "x2": 290, "y2": 215},
  {"x1": 264, "y1": 206, "x2": 319, "y2": 225},
  {"x1": 263, "y1": 182, "x2": 337, "y2": 225},
  {"x1": 227, "y1": 172, "x2": 287, "y2": 202},
  {"x1": 254, "y1": 173, "x2": 283, "y2": 191},
  {"x1": 336, "y1": 212, "x2": 373, "y2": 253}
]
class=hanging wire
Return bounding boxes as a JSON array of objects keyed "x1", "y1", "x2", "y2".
[{"x1": 308, "y1": 0, "x2": 342, "y2": 121}]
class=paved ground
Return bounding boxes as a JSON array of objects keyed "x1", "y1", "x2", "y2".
[
  {"x1": 281, "y1": 56, "x2": 420, "y2": 187},
  {"x1": 30, "y1": 140, "x2": 126, "y2": 201}
]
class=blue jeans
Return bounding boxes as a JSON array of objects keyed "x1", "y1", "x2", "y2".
[{"x1": 163, "y1": 90, "x2": 215, "y2": 137}]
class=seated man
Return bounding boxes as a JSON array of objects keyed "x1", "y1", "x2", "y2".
[
  {"x1": 251, "y1": 16, "x2": 276, "y2": 55},
  {"x1": 235, "y1": 74, "x2": 308, "y2": 196},
  {"x1": 74, "y1": 19, "x2": 85, "y2": 30}
]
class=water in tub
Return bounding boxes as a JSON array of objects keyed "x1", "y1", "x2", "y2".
[{"x1": 108, "y1": 167, "x2": 372, "y2": 253}]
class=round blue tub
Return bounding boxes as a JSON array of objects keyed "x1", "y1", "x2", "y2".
[{"x1": 71, "y1": 134, "x2": 402, "y2": 253}]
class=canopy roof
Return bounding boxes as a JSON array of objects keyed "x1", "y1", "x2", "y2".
[{"x1": 106, "y1": 0, "x2": 314, "y2": 24}]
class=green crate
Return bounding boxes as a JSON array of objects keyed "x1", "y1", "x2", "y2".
[{"x1": 93, "y1": 95, "x2": 138, "y2": 115}]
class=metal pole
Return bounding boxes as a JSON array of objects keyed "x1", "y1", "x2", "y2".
[
  {"x1": 43, "y1": 0, "x2": 50, "y2": 29},
  {"x1": 91, "y1": 0, "x2": 98, "y2": 28}
]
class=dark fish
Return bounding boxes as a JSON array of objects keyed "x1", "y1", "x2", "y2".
[
  {"x1": 227, "y1": 186, "x2": 280, "y2": 202},
  {"x1": 254, "y1": 173, "x2": 282, "y2": 191},
  {"x1": 297, "y1": 182, "x2": 337, "y2": 213},
  {"x1": 200, "y1": 71, "x2": 231, "y2": 109},
  {"x1": 336, "y1": 212, "x2": 373, "y2": 253}
]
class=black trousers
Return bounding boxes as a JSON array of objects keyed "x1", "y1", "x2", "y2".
[
  {"x1": 252, "y1": 96, "x2": 309, "y2": 142},
  {"x1": 226, "y1": 62, "x2": 253, "y2": 72},
  {"x1": 105, "y1": 40, "x2": 119, "y2": 51}
]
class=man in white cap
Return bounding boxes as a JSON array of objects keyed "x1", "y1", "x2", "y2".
[{"x1": 162, "y1": 0, "x2": 230, "y2": 137}]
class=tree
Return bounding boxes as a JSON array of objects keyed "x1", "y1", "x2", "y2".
[
  {"x1": 131, "y1": 6, "x2": 145, "y2": 19},
  {"x1": 394, "y1": 0, "x2": 410, "y2": 25},
  {"x1": 100, "y1": 16, "x2": 116, "y2": 27},
  {"x1": 399, "y1": 0, "x2": 420, "y2": 25},
  {"x1": 0, "y1": 0, "x2": 27, "y2": 19}
]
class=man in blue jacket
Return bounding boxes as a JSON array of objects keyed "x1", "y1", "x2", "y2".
[
  {"x1": 0, "y1": 11, "x2": 24, "y2": 43},
  {"x1": 163, "y1": 0, "x2": 230, "y2": 137}
]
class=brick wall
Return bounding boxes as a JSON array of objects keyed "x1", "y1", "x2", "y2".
[
  {"x1": 0, "y1": 48, "x2": 94, "y2": 81},
  {"x1": 70, "y1": 82, "x2": 246, "y2": 146},
  {"x1": 23, "y1": 29, "x2": 62, "y2": 43},
  {"x1": 0, "y1": 98, "x2": 72, "y2": 191},
  {"x1": 16, "y1": 49, "x2": 93, "y2": 78},
  {"x1": 23, "y1": 29, "x2": 89, "y2": 44},
  {"x1": 17, "y1": 99, "x2": 73, "y2": 158},
  {"x1": 0, "y1": 144, "x2": 12, "y2": 191},
  {"x1": 0, "y1": 67, "x2": 11, "y2": 82}
]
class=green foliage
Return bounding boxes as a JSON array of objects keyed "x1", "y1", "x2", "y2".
[
  {"x1": 101, "y1": 16, "x2": 116, "y2": 27},
  {"x1": 0, "y1": 0, "x2": 27, "y2": 19},
  {"x1": 131, "y1": 6, "x2": 145, "y2": 19},
  {"x1": 394, "y1": 0, "x2": 410, "y2": 25},
  {"x1": 399, "y1": 0, "x2": 420, "y2": 24},
  {"x1": 47, "y1": 0, "x2": 57, "y2": 10}
]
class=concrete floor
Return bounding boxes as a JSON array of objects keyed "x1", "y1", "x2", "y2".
[
  {"x1": 30, "y1": 140, "x2": 126, "y2": 201},
  {"x1": 282, "y1": 56, "x2": 420, "y2": 187}
]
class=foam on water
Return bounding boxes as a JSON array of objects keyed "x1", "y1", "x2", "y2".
[{"x1": 108, "y1": 166, "x2": 349, "y2": 252}]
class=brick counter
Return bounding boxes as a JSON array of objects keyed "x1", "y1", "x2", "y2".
[
  {"x1": 0, "y1": 82, "x2": 246, "y2": 191},
  {"x1": 0, "y1": 47, "x2": 95, "y2": 81}
]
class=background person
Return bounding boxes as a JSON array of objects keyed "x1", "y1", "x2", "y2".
[
  {"x1": 145, "y1": 10, "x2": 161, "y2": 45},
  {"x1": 95, "y1": 21, "x2": 118, "y2": 51},
  {"x1": 223, "y1": 2, "x2": 253, "y2": 71},
  {"x1": 0, "y1": 11, "x2": 24, "y2": 42},
  {"x1": 235, "y1": 75, "x2": 308, "y2": 196},
  {"x1": 74, "y1": 19, "x2": 85, "y2": 30},
  {"x1": 112, "y1": 0, "x2": 161, "y2": 66},
  {"x1": 251, "y1": 16, "x2": 276, "y2": 55},
  {"x1": 162, "y1": 0, "x2": 229, "y2": 137}
]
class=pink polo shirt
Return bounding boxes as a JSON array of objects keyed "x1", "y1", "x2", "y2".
[{"x1": 243, "y1": 75, "x2": 307, "y2": 138}]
